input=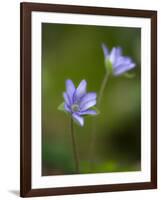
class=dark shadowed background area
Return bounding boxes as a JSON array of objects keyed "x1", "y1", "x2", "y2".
[{"x1": 42, "y1": 22, "x2": 141, "y2": 176}]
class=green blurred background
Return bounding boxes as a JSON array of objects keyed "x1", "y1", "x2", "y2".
[{"x1": 42, "y1": 23, "x2": 141, "y2": 176}]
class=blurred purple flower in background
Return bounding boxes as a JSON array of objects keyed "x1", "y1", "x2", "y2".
[
  {"x1": 63, "y1": 79, "x2": 97, "y2": 126},
  {"x1": 102, "y1": 43, "x2": 136, "y2": 76}
]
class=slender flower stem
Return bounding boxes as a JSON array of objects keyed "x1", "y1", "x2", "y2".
[
  {"x1": 70, "y1": 117, "x2": 80, "y2": 173},
  {"x1": 89, "y1": 71, "x2": 109, "y2": 170},
  {"x1": 98, "y1": 71, "x2": 109, "y2": 107}
]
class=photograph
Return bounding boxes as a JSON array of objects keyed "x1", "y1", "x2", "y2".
[
  {"x1": 41, "y1": 23, "x2": 141, "y2": 176},
  {"x1": 20, "y1": 2, "x2": 157, "y2": 197}
]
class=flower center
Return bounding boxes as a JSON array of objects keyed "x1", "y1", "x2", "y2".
[{"x1": 71, "y1": 104, "x2": 80, "y2": 112}]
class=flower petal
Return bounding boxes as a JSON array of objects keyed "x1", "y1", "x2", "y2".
[
  {"x1": 72, "y1": 113, "x2": 84, "y2": 126},
  {"x1": 64, "y1": 103, "x2": 71, "y2": 113},
  {"x1": 114, "y1": 56, "x2": 125, "y2": 68},
  {"x1": 75, "y1": 80, "x2": 87, "y2": 99},
  {"x1": 114, "y1": 62, "x2": 136, "y2": 76},
  {"x1": 79, "y1": 110, "x2": 97, "y2": 116},
  {"x1": 80, "y1": 99, "x2": 96, "y2": 111},
  {"x1": 66, "y1": 79, "x2": 75, "y2": 103},
  {"x1": 80, "y1": 92, "x2": 96, "y2": 107},
  {"x1": 102, "y1": 43, "x2": 109, "y2": 58},
  {"x1": 112, "y1": 47, "x2": 122, "y2": 65},
  {"x1": 63, "y1": 92, "x2": 71, "y2": 106},
  {"x1": 109, "y1": 47, "x2": 117, "y2": 64},
  {"x1": 115, "y1": 47, "x2": 122, "y2": 57}
]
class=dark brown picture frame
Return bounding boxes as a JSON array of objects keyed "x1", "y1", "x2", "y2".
[{"x1": 20, "y1": 2, "x2": 157, "y2": 197}]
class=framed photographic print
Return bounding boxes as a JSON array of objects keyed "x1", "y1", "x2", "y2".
[{"x1": 20, "y1": 2, "x2": 157, "y2": 197}]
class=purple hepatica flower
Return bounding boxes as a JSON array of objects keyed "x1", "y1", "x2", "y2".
[
  {"x1": 63, "y1": 79, "x2": 97, "y2": 126},
  {"x1": 102, "y1": 43, "x2": 136, "y2": 76}
]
